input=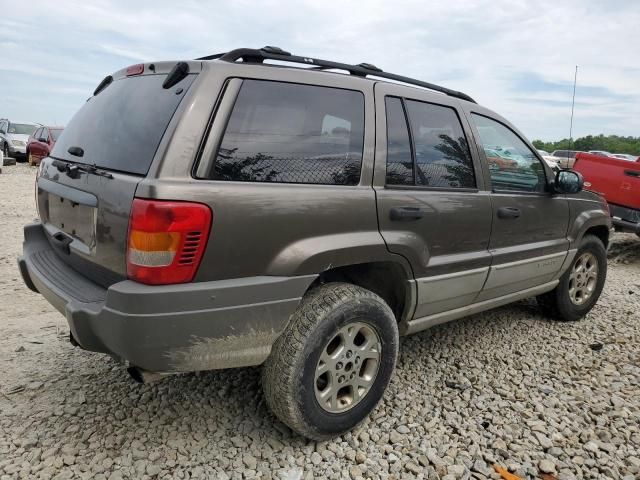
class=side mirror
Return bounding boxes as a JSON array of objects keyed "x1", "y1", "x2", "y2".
[{"x1": 554, "y1": 169, "x2": 583, "y2": 194}]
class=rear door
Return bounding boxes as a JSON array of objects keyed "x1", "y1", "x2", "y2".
[
  {"x1": 466, "y1": 111, "x2": 570, "y2": 301},
  {"x1": 31, "y1": 128, "x2": 43, "y2": 158},
  {"x1": 36, "y1": 128, "x2": 48, "y2": 158},
  {"x1": 37, "y1": 66, "x2": 198, "y2": 287},
  {"x1": 374, "y1": 83, "x2": 492, "y2": 318}
]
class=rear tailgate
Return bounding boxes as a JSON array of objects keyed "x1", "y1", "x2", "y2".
[
  {"x1": 574, "y1": 152, "x2": 640, "y2": 212},
  {"x1": 36, "y1": 63, "x2": 199, "y2": 287}
]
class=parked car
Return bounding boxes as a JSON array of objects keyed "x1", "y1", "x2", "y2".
[
  {"x1": 0, "y1": 119, "x2": 40, "y2": 161},
  {"x1": 26, "y1": 126, "x2": 64, "y2": 166},
  {"x1": 537, "y1": 149, "x2": 559, "y2": 170},
  {"x1": 550, "y1": 149, "x2": 583, "y2": 168},
  {"x1": 588, "y1": 150, "x2": 614, "y2": 157},
  {"x1": 574, "y1": 152, "x2": 640, "y2": 236},
  {"x1": 611, "y1": 153, "x2": 639, "y2": 161},
  {"x1": 18, "y1": 47, "x2": 612, "y2": 440}
]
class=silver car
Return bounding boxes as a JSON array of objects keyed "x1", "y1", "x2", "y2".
[{"x1": 0, "y1": 119, "x2": 40, "y2": 160}]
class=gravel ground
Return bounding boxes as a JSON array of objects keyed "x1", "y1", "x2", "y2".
[{"x1": 1, "y1": 163, "x2": 639, "y2": 480}]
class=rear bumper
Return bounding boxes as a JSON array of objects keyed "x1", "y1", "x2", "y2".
[{"x1": 19, "y1": 223, "x2": 316, "y2": 372}]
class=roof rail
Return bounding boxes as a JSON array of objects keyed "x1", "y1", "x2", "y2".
[{"x1": 196, "y1": 46, "x2": 476, "y2": 103}]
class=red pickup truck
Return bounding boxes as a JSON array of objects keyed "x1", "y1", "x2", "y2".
[{"x1": 573, "y1": 152, "x2": 640, "y2": 235}]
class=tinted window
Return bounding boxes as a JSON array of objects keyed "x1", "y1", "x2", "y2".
[
  {"x1": 50, "y1": 129, "x2": 63, "y2": 141},
  {"x1": 385, "y1": 97, "x2": 413, "y2": 185},
  {"x1": 472, "y1": 114, "x2": 546, "y2": 192},
  {"x1": 40, "y1": 128, "x2": 49, "y2": 141},
  {"x1": 405, "y1": 100, "x2": 475, "y2": 189},
  {"x1": 212, "y1": 80, "x2": 364, "y2": 185},
  {"x1": 51, "y1": 73, "x2": 196, "y2": 175},
  {"x1": 33, "y1": 128, "x2": 42, "y2": 139}
]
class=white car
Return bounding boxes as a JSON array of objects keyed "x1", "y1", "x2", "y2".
[
  {"x1": 0, "y1": 119, "x2": 40, "y2": 161},
  {"x1": 536, "y1": 149, "x2": 559, "y2": 170}
]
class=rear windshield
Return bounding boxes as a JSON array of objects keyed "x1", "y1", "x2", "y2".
[{"x1": 50, "y1": 73, "x2": 196, "y2": 175}]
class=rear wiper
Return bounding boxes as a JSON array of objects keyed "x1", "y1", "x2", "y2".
[{"x1": 51, "y1": 159, "x2": 113, "y2": 179}]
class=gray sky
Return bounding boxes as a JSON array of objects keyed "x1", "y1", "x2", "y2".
[{"x1": 1, "y1": 0, "x2": 638, "y2": 141}]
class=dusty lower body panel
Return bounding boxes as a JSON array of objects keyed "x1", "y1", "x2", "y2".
[{"x1": 19, "y1": 222, "x2": 316, "y2": 373}]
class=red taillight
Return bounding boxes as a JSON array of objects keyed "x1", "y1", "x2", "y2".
[
  {"x1": 126, "y1": 199, "x2": 212, "y2": 285},
  {"x1": 126, "y1": 64, "x2": 144, "y2": 76}
]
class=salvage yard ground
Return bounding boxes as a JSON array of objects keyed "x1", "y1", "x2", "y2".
[{"x1": 1, "y1": 164, "x2": 639, "y2": 480}]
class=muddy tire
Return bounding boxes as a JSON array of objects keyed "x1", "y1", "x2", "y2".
[
  {"x1": 537, "y1": 235, "x2": 607, "y2": 321},
  {"x1": 262, "y1": 282, "x2": 398, "y2": 440}
]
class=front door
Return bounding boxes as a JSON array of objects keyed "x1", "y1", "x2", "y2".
[
  {"x1": 468, "y1": 113, "x2": 570, "y2": 301},
  {"x1": 374, "y1": 84, "x2": 492, "y2": 319}
]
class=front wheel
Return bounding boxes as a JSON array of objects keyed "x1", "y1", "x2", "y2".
[
  {"x1": 262, "y1": 282, "x2": 399, "y2": 440},
  {"x1": 537, "y1": 235, "x2": 607, "y2": 321}
]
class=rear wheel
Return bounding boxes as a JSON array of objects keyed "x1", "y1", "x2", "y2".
[
  {"x1": 262, "y1": 282, "x2": 399, "y2": 440},
  {"x1": 537, "y1": 235, "x2": 607, "y2": 321}
]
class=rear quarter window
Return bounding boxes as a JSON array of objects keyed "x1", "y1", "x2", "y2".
[{"x1": 209, "y1": 80, "x2": 365, "y2": 185}]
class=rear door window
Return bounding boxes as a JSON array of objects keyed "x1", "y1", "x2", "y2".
[
  {"x1": 210, "y1": 80, "x2": 365, "y2": 185},
  {"x1": 405, "y1": 100, "x2": 476, "y2": 189},
  {"x1": 50, "y1": 73, "x2": 196, "y2": 175},
  {"x1": 385, "y1": 97, "x2": 414, "y2": 186},
  {"x1": 50, "y1": 129, "x2": 63, "y2": 141},
  {"x1": 384, "y1": 97, "x2": 476, "y2": 189},
  {"x1": 33, "y1": 128, "x2": 42, "y2": 140}
]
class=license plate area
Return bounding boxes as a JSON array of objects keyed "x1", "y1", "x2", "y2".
[{"x1": 46, "y1": 193, "x2": 97, "y2": 250}]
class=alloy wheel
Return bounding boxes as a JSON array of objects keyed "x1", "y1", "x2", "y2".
[
  {"x1": 314, "y1": 322, "x2": 381, "y2": 413},
  {"x1": 568, "y1": 252, "x2": 599, "y2": 306}
]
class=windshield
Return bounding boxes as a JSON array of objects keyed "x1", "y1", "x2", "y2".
[
  {"x1": 9, "y1": 123, "x2": 38, "y2": 135},
  {"x1": 51, "y1": 73, "x2": 196, "y2": 175},
  {"x1": 50, "y1": 129, "x2": 63, "y2": 141}
]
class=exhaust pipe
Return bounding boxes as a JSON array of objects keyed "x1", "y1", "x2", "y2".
[{"x1": 127, "y1": 366, "x2": 170, "y2": 384}]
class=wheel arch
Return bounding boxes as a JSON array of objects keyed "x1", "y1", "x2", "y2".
[
  {"x1": 583, "y1": 224, "x2": 610, "y2": 249},
  {"x1": 305, "y1": 260, "x2": 416, "y2": 325}
]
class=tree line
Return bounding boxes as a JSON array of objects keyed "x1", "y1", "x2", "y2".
[{"x1": 532, "y1": 135, "x2": 640, "y2": 156}]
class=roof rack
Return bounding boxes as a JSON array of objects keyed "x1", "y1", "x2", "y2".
[{"x1": 196, "y1": 46, "x2": 476, "y2": 103}]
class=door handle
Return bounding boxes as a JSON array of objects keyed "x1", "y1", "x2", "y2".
[
  {"x1": 390, "y1": 206, "x2": 425, "y2": 221},
  {"x1": 497, "y1": 206, "x2": 521, "y2": 219},
  {"x1": 624, "y1": 170, "x2": 640, "y2": 178}
]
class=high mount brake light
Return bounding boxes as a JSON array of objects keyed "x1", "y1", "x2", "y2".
[
  {"x1": 126, "y1": 199, "x2": 212, "y2": 285},
  {"x1": 126, "y1": 64, "x2": 144, "y2": 76}
]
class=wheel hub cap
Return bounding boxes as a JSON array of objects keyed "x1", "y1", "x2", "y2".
[
  {"x1": 314, "y1": 322, "x2": 381, "y2": 413},
  {"x1": 568, "y1": 252, "x2": 598, "y2": 306}
]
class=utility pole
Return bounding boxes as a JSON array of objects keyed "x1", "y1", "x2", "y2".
[{"x1": 569, "y1": 65, "x2": 578, "y2": 150}]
